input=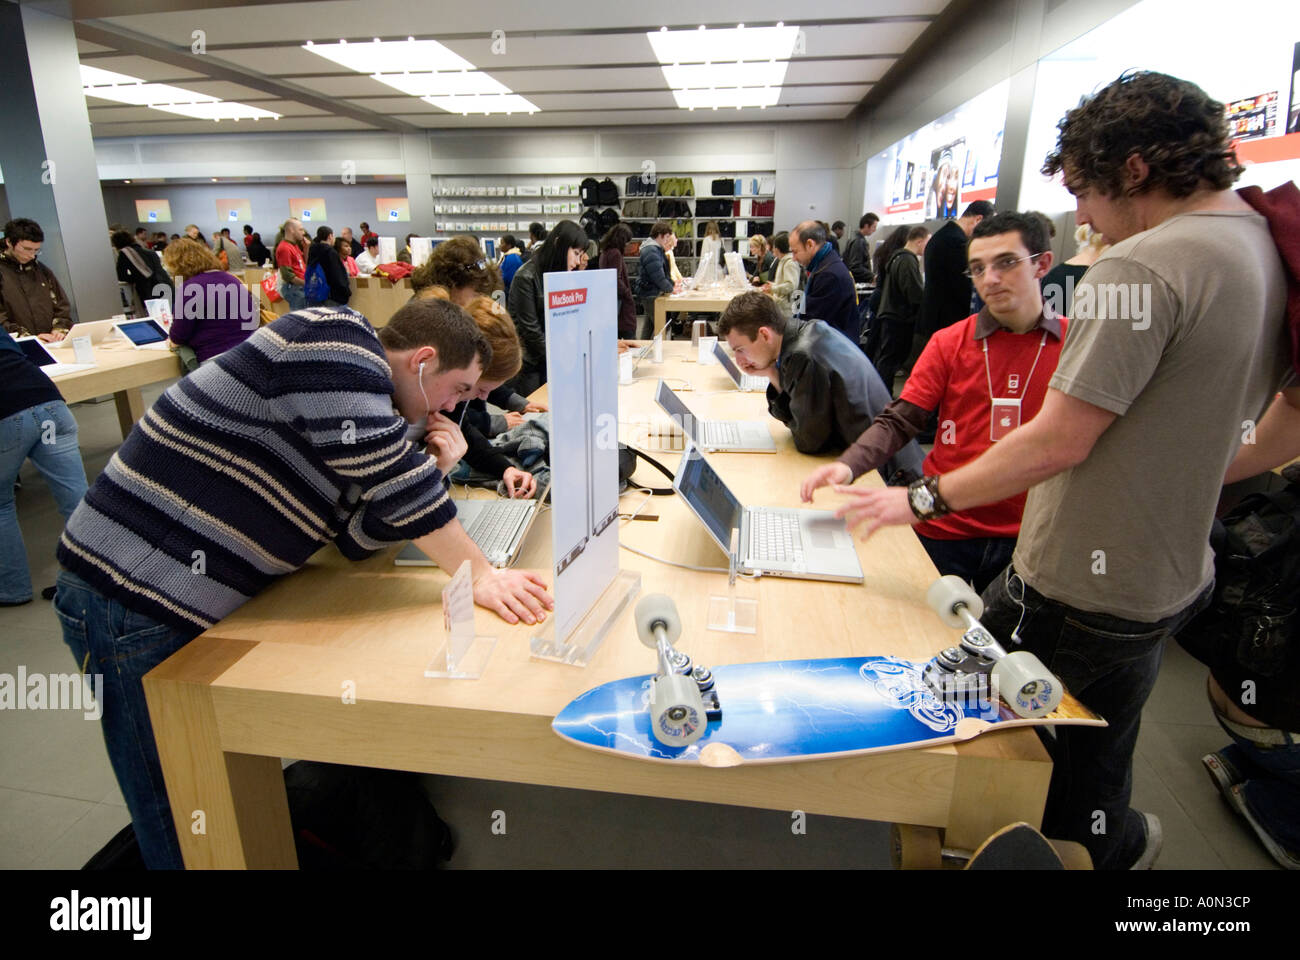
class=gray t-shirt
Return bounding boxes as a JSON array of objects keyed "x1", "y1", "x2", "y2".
[{"x1": 1013, "y1": 209, "x2": 1289, "y2": 621}]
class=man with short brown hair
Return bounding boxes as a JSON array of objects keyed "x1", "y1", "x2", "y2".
[
  {"x1": 718, "y1": 291, "x2": 923, "y2": 482},
  {"x1": 0, "y1": 218, "x2": 71, "y2": 341}
]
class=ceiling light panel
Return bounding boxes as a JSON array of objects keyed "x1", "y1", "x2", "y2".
[
  {"x1": 79, "y1": 63, "x2": 277, "y2": 120},
  {"x1": 647, "y1": 25, "x2": 800, "y2": 64},
  {"x1": 302, "y1": 38, "x2": 475, "y2": 74},
  {"x1": 153, "y1": 102, "x2": 282, "y2": 120},
  {"x1": 661, "y1": 61, "x2": 788, "y2": 90},
  {"x1": 374, "y1": 71, "x2": 510, "y2": 98},
  {"x1": 421, "y1": 93, "x2": 539, "y2": 115},
  {"x1": 674, "y1": 88, "x2": 782, "y2": 109},
  {"x1": 302, "y1": 37, "x2": 538, "y2": 115}
]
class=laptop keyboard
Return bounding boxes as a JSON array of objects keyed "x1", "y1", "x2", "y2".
[
  {"x1": 749, "y1": 511, "x2": 805, "y2": 565},
  {"x1": 464, "y1": 501, "x2": 530, "y2": 560},
  {"x1": 702, "y1": 421, "x2": 740, "y2": 447}
]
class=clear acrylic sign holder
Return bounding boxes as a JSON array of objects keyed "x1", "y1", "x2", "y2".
[
  {"x1": 530, "y1": 570, "x2": 641, "y2": 666},
  {"x1": 708, "y1": 529, "x2": 758, "y2": 634},
  {"x1": 425, "y1": 561, "x2": 496, "y2": 679}
]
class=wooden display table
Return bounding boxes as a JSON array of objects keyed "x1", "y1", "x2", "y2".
[
  {"x1": 52, "y1": 339, "x2": 182, "y2": 438},
  {"x1": 143, "y1": 341, "x2": 1050, "y2": 868}
]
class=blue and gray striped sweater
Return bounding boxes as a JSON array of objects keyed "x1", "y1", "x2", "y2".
[{"x1": 58, "y1": 307, "x2": 457, "y2": 634}]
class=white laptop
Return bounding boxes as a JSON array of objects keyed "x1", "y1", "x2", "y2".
[
  {"x1": 712, "y1": 341, "x2": 769, "y2": 392},
  {"x1": 673, "y1": 444, "x2": 863, "y2": 583},
  {"x1": 13, "y1": 336, "x2": 95, "y2": 377},
  {"x1": 395, "y1": 482, "x2": 550, "y2": 569},
  {"x1": 631, "y1": 332, "x2": 662, "y2": 366},
  {"x1": 112, "y1": 318, "x2": 170, "y2": 350},
  {"x1": 50, "y1": 318, "x2": 119, "y2": 347},
  {"x1": 653, "y1": 379, "x2": 775, "y2": 454}
]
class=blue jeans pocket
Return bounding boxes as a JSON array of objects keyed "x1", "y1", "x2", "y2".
[
  {"x1": 54, "y1": 607, "x2": 90, "y2": 672},
  {"x1": 1058, "y1": 615, "x2": 1168, "y2": 677}
]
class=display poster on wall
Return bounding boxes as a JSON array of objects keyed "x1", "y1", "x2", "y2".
[
  {"x1": 135, "y1": 199, "x2": 172, "y2": 224},
  {"x1": 868, "y1": 80, "x2": 1008, "y2": 226},
  {"x1": 289, "y1": 198, "x2": 327, "y2": 223},
  {"x1": 1226, "y1": 91, "x2": 1279, "y2": 141},
  {"x1": 376, "y1": 197, "x2": 411, "y2": 222},
  {"x1": 215, "y1": 198, "x2": 253, "y2": 224}
]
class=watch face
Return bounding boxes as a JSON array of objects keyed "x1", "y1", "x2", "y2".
[{"x1": 910, "y1": 484, "x2": 935, "y2": 514}]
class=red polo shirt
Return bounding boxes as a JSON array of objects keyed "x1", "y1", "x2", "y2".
[
  {"x1": 900, "y1": 307, "x2": 1066, "y2": 540},
  {"x1": 275, "y1": 240, "x2": 305, "y2": 280}
]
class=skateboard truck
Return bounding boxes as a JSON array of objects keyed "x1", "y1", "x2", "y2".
[
  {"x1": 635, "y1": 594, "x2": 722, "y2": 747},
  {"x1": 924, "y1": 576, "x2": 1063, "y2": 719}
]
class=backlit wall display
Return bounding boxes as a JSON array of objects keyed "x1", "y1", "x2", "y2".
[
  {"x1": 135, "y1": 199, "x2": 172, "y2": 223},
  {"x1": 1019, "y1": 0, "x2": 1300, "y2": 215},
  {"x1": 377, "y1": 198, "x2": 411, "y2": 222},
  {"x1": 215, "y1": 198, "x2": 253, "y2": 224},
  {"x1": 865, "y1": 80, "x2": 1008, "y2": 226},
  {"x1": 289, "y1": 198, "x2": 327, "y2": 223}
]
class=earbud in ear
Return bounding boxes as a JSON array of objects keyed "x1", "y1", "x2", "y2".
[{"x1": 418, "y1": 361, "x2": 425, "y2": 376}]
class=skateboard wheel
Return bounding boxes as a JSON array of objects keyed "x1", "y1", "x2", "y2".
[
  {"x1": 992, "y1": 651, "x2": 1062, "y2": 719},
  {"x1": 635, "y1": 594, "x2": 682, "y2": 649},
  {"x1": 649, "y1": 673, "x2": 706, "y2": 746},
  {"x1": 926, "y1": 576, "x2": 983, "y2": 628}
]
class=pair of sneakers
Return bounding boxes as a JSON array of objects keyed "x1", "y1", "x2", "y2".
[{"x1": 1203, "y1": 746, "x2": 1300, "y2": 870}]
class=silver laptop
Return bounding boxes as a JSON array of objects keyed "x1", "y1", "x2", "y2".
[
  {"x1": 712, "y1": 340, "x2": 769, "y2": 392},
  {"x1": 673, "y1": 444, "x2": 863, "y2": 583},
  {"x1": 653, "y1": 379, "x2": 775, "y2": 453},
  {"x1": 51, "y1": 318, "x2": 118, "y2": 346},
  {"x1": 631, "y1": 332, "x2": 662, "y2": 368},
  {"x1": 394, "y1": 482, "x2": 550, "y2": 569},
  {"x1": 13, "y1": 337, "x2": 95, "y2": 377}
]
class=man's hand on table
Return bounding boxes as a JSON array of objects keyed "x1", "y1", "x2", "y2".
[
  {"x1": 832, "y1": 484, "x2": 917, "y2": 540},
  {"x1": 502, "y1": 467, "x2": 535, "y2": 498},
  {"x1": 38, "y1": 330, "x2": 67, "y2": 343},
  {"x1": 800, "y1": 462, "x2": 852, "y2": 502},
  {"x1": 473, "y1": 568, "x2": 553, "y2": 625}
]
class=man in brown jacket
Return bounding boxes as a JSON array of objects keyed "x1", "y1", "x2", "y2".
[{"x1": 1, "y1": 218, "x2": 72, "y2": 341}]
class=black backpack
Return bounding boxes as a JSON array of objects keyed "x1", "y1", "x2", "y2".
[
  {"x1": 580, "y1": 177, "x2": 600, "y2": 207},
  {"x1": 597, "y1": 207, "x2": 620, "y2": 233},
  {"x1": 597, "y1": 177, "x2": 619, "y2": 206},
  {"x1": 579, "y1": 208, "x2": 602, "y2": 240},
  {"x1": 1179, "y1": 480, "x2": 1300, "y2": 682}
]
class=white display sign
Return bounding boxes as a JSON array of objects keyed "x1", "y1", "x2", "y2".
[
  {"x1": 543, "y1": 269, "x2": 621, "y2": 642},
  {"x1": 378, "y1": 237, "x2": 397, "y2": 263}
]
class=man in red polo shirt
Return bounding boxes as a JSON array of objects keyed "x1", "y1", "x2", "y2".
[{"x1": 800, "y1": 211, "x2": 1063, "y2": 592}]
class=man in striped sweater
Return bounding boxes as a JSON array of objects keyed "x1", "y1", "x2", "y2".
[{"x1": 53, "y1": 298, "x2": 553, "y2": 868}]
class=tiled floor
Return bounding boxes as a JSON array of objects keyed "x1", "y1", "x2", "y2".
[{"x1": 0, "y1": 380, "x2": 1280, "y2": 869}]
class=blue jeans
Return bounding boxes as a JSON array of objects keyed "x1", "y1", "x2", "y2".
[
  {"x1": 0, "y1": 401, "x2": 87, "y2": 603},
  {"x1": 279, "y1": 281, "x2": 306, "y2": 312},
  {"x1": 53, "y1": 569, "x2": 199, "y2": 869},
  {"x1": 917, "y1": 533, "x2": 1016, "y2": 595},
  {"x1": 978, "y1": 565, "x2": 1214, "y2": 869},
  {"x1": 1213, "y1": 718, "x2": 1300, "y2": 861}
]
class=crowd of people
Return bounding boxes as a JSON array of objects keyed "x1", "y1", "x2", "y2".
[{"x1": 4, "y1": 70, "x2": 1298, "y2": 872}]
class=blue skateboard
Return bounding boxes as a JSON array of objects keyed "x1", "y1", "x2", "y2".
[{"x1": 552, "y1": 584, "x2": 1105, "y2": 767}]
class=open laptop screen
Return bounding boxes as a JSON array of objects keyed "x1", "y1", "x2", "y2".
[
  {"x1": 711, "y1": 341, "x2": 746, "y2": 384},
  {"x1": 674, "y1": 446, "x2": 742, "y2": 552},
  {"x1": 15, "y1": 337, "x2": 56, "y2": 367},
  {"x1": 654, "y1": 379, "x2": 701, "y2": 444},
  {"x1": 117, "y1": 319, "x2": 168, "y2": 346}
]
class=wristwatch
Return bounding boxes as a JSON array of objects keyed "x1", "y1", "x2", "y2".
[{"x1": 907, "y1": 475, "x2": 951, "y2": 521}]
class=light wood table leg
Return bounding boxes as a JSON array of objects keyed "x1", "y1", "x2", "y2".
[
  {"x1": 114, "y1": 388, "x2": 145, "y2": 438},
  {"x1": 144, "y1": 637, "x2": 297, "y2": 869},
  {"x1": 654, "y1": 297, "x2": 667, "y2": 335},
  {"x1": 943, "y1": 734, "x2": 1052, "y2": 852}
]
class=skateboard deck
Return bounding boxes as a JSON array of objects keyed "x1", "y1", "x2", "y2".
[{"x1": 553, "y1": 655, "x2": 1104, "y2": 766}]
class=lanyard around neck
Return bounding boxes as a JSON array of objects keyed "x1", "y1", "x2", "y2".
[{"x1": 983, "y1": 329, "x2": 1047, "y2": 401}]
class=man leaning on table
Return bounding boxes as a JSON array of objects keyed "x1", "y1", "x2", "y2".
[
  {"x1": 830, "y1": 71, "x2": 1293, "y2": 870},
  {"x1": 718, "y1": 291, "x2": 924, "y2": 484},
  {"x1": 53, "y1": 298, "x2": 554, "y2": 869}
]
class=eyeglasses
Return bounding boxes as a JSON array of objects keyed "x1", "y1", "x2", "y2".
[{"x1": 964, "y1": 252, "x2": 1041, "y2": 279}]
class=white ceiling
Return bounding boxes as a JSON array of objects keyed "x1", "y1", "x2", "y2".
[{"x1": 65, "y1": 0, "x2": 952, "y2": 137}]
